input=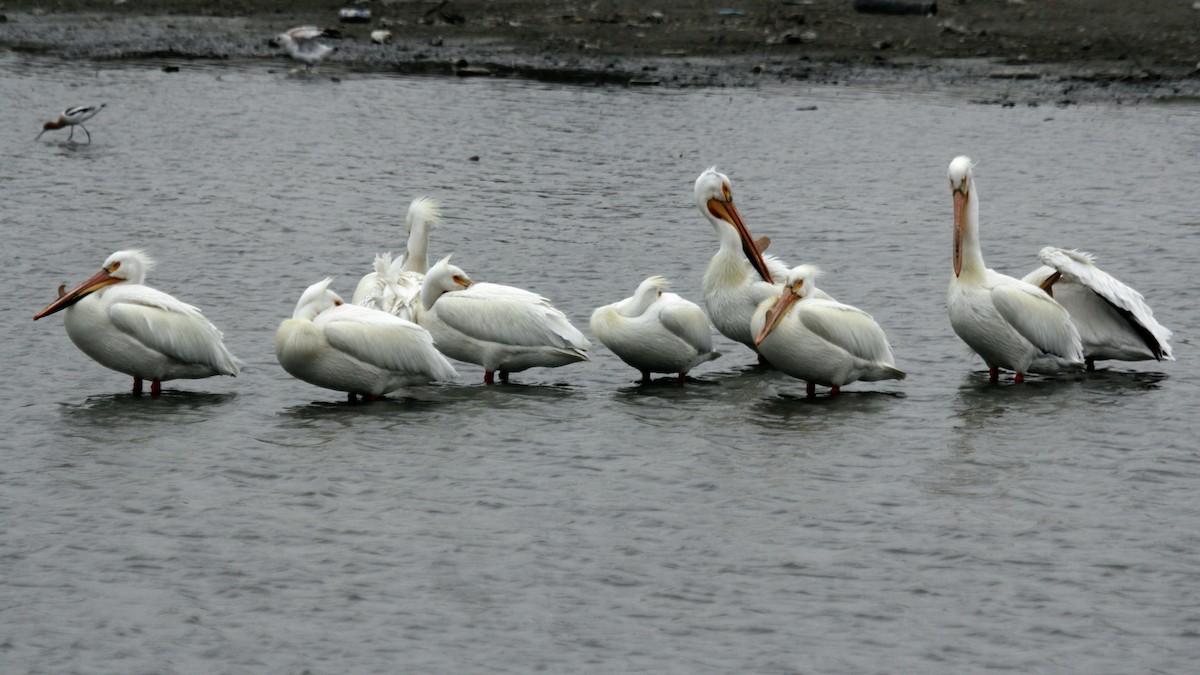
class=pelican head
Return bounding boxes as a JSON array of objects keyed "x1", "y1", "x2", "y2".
[
  {"x1": 33, "y1": 249, "x2": 154, "y2": 320},
  {"x1": 406, "y1": 197, "x2": 441, "y2": 235},
  {"x1": 948, "y1": 155, "x2": 975, "y2": 278},
  {"x1": 421, "y1": 254, "x2": 475, "y2": 310},
  {"x1": 753, "y1": 264, "x2": 822, "y2": 346},
  {"x1": 293, "y1": 277, "x2": 344, "y2": 321},
  {"x1": 694, "y1": 167, "x2": 773, "y2": 284}
]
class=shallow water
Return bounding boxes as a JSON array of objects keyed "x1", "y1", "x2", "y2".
[{"x1": 2, "y1": 55, "x2": 1198, "y2": 672}]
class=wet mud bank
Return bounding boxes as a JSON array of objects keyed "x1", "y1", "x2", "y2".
[{"x1": 2, "y1": 0, "x2": 1199, "y2": 101}]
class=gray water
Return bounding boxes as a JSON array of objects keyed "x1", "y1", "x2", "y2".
[{"x1": 2, "y1": 54, "x2": 1198, "y2": 673}]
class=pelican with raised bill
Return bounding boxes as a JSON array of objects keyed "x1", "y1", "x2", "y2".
[
  {"x1": 694, "y1": 167, "x2": 830, "y2": 356},
  {"x1": 752, "y1": 265, "x2": 904, "y2": 397},
  {"x1": 419, "y1": 255, "x2": 591, "y2": 384},
  {"x1": 32, "y1": 250, "x2": 241, "y2": 396},
  {"x1": 276, "y1": 278, "x2": 457, "y2": 401},
  {"x1": 590, "y1": 276, "x2": 720, "y2": 383},
  {"x1": 1022, "y1": 247, "x2": 1173, "y2": 370},
  {"x1": 352, "y1": 197, "x2": 441, "y2": 323},
  {"x1": 276, "y1": 25, "x2": 335, "y2": 73},
  {"x1": 36, "y1": 104, "x2": 106, "y2": 144},
  {"x1": 946, "y1": 156, "x2": 1084, "y2": 382}
]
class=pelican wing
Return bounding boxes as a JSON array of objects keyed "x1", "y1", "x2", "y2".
[
  {"x1": 322, "y1": 306, "x2": 455, "y2": 377},
  {"x1": 991, "y1": 282, "x2": 1083, "y2": 361},
  {"x1": 434, "y1": 283, "x2": 590, "y2": 350},
  {"x1": 107, "y1": 288, "x2": 238, "y2": 375},
  {"x1": 798, "y1": 300, "x2": 895, "y2": 364},
  {"x1": 1037, "y1": 247, "x2": 1173, "y2": 360},
  {"x1": 658, "y1": 296, "x2": 714, "y2": 354}
]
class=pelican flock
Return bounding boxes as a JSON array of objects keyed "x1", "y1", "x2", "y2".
[
  {"x1": 36, "y1": 103, "x2": 106, "y2": 144},
  {"x1": 590, "y1": 276, "x2": 720, "y2": 383},
  {"x1": 30, "y1": 161, "x2": 1173, "y2": 400},
  {"x1": 276, "y1": 278, "x2": 457, "y2": 400},
  {"x1": 32, "y1": 250, "x2": 240, "y2": 395},
  {"x1": 946, "y1": 156, "x2": 1085, "y2": 382},
  {"x1": 752, "y1": 265, "x2": 905, "y2": 397}
]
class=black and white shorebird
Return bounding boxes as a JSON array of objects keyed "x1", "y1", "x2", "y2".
[{"x1": 36, "y1": 104, "x2": 106, "y2": 144}]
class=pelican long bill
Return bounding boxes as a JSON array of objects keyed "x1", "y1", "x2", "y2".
[
  {"x1": 707, "y1": 198, "x2": 773, "y2": 285},
  {"x1": 33, "y1": 267, "x2": 121, "y2": 320}
]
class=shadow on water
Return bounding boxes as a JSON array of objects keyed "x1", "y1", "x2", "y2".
[{"x1": 59, "y1": 390, "x2": 240, "y2": 430}]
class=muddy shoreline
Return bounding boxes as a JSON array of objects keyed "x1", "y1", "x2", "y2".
[{"x1": 2, "y1": 0, "x2": 1199, "y2": 101}]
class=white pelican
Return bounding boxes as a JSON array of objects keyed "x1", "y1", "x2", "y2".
[
  {"x1": 420, "y1": 255, "x2": 591, "y2": 384},
  {"x1": 1021, "y1": 247, "x2": 1173, "y2": 370},
  {"x1": 752, "y1": 265, "x2": 905, "y2": 397},
  {"x1": 32, "y1": 250, "x2": 240, "y2": 396},
  {"x1": 590, "y1": 276, "x2": 720, "y2": 383},
  {"x1": 352, "y1": 197, "x2": 440, "y2": 323},
  {"x1": 276, "y1": 278, "x2": 457, "y2": 401},
  {"x1": 947, "y1": 156, "x2": 1084, "y2": 382},
  {"x1": 695, "y1": 167, "x2": 830, "y2": 355},
  {"x1": 36, "y1": 104, "x2": 105, "y2": 144},
  {"x1": 276, "y1": 26, "x2": 335, "y2": 73}
]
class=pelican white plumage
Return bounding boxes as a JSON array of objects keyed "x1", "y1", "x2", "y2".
[
  {"x1": 694, "y1": 167, "x2": 829, "y2": 355},
  {"x1": 420, "y1": 255, "x2": 591, "y2": 384},
  {"x1": 1021, "y1": 247, "x2": 1173, "y2": 370},
  {"x1": 752, "y1": 265, "x2": 904, "y2": 397},
  {"x1": 947, "y1": 156, "x2": 1084, "y2": 382},
  {"x1": 590, "y1": 276, "x2": 720, "y2": 383},
  {"x1": 352, "y1": 197, "x2": 441, "y2": 323},
  {"x1": 276, "y1": 26, "x2": 335, "y2": 73},
  {"x1": 276, "y1": 278, "x2": 457, "y2": 400},
  {"x1": 32, "y1": 250, "x2": 240, "y2": 395},
  {"x1": 36, "y1": 103, "x2": 105, "y2": 144}
]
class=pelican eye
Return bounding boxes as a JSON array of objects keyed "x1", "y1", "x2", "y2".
[
  {"x1": 722, "y1": 185, "x2": 732, "y2": 202},
  {"x1": 333, "y1": 299, "x2": 343, "y2": 306},
  {"x1": 656, "y1": 289, "x2": 663, "y2": 297},
  {"x1": 108, "y1": 261, "x2": 121, "y2": 273}
]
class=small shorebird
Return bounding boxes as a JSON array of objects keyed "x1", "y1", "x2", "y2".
[
  {"x1": 276, "y1": 26, "x2": 336, "y2": 73},
  {"x1": 36, "y1": 104, "x2": 106, "y2": 144}
]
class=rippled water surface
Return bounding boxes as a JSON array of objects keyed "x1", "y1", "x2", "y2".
[{"x1": 2, "y1": 54, "x2": 1199, "y2": 672}]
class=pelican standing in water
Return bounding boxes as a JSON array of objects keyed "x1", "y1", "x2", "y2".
[
  {"x1": 420, "y1": 255, "x2": 591, "y2": 384},
  {"x1": 1022, "y1": 247, "x2": 1173, "y2": 370},
  {"x1": 752, "y1": 265, "x2": 904, "y2": 397},
  {"x1": 32, "y1": 250, "x2": 240, "y2": 395},
  {"x1": 276, "y1": 278, "x2": 457, "y2": 401},
  {"x1": 36, "y1": 104, "x2": 105, "y2": 144},
  {"x1": 352, "y1": 197, "x2": 441, "y2": 323},
  {"x1": 276, "y1": 26, "x2": 335, "y2": 73},
  {"x1": 694, "y1": 167, "x2": 829, "y2": 356},
  {"x1": 590, "y1": 276, "x2": 719, "y2": 383},
  {"x1": 946, "y1": 156, "x2": 1083, "y2": 382}
]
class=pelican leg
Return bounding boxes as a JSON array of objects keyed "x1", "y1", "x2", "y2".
[
  {"x1": 806, "y1": 381, "x2": 816, "y2": 399},
  {"x1": 80, "y1": 124, "x2": 92, "y2": 145},
  {"x1": 347, "y1": 392, "x2": 358, "y2": 403},
  {"x1": 757, "y1": 353, "x2": 769, "y2": 366},
  {"x1": 1085, "y1": 357, "x2": 1095, "y2": 371},
  {"x1": 499, "y1": 371, "x2": 510, "y2": 383},
  {"x1": 150, "y1": 378, "x2": 162, "y2": 396},
  {"x1": 484, "y1": 371, "x2": 495, "y2": 385},
  {"x1": 132, "y1": 376, "x2": 143, "y2": 395},
  {"x1": 677, "y1": 372, "x2": 686, "y2": 384},
  {"x1": 988, "y1": 367, "x2": 999, "y2": 382},
  {"x1": 640, "y1": 371, "x2": 651, "y2": 384},
  {"x1": 830, "y1": 386, "x2": 840, "y2": 395},
  {"x1": 1014, "y1": 373, "x2": 1025, "y2": 384}
]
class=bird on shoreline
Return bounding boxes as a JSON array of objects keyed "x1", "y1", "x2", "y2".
[
  {"x1": 590, "y1": 276, "x2": 719, "y2": 383},
  {"x1": 946, "y1": 156, "x2": 1083, "y2": 382},
  {"x1": 36, "y1": 104, "x2": 106, "y2": 144},
  {"x1": 276, "y1": 26, "x2": 336, "y2": 73},
  {"x1": 419, "y1": 255, "x2": 591, "y2": 384},
  {"x1": 753, "y1": 265, "x2": 904, "y2": 397},
  {"x1": 32, "y1": 250, "x2": 241, "y2": 396},
  {"x1": 276, "y1": 278, "x2": 457, "y2": 401},
  {"x1": 1021, "y1": 247, "x2": 1173, "y2": 370}
]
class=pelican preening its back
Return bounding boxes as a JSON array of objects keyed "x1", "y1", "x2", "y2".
[
  {"x1": 1022, "y1": 247, "x2": 1173, "y2": 370},
  {"x1": 420, "y1": 255, "x2": 591, "y2": 384},
  {"x1": 590, "y1": 276, "x2": 720, "y2": 383},
  {"x1": 276, "y1": 278, "x2": 457, "y2": 400},
  {"x1": 276, "y1": 25, "x2": 336, "y2": 72},
  {"x1": 353, "y1": 196, "x2": 442, "y2": 323},
  {"x1": 32, "y1": 250, "x2": 240, "y2": 396},
  {"x1": 36, "y1": 103, "x2": 105, "y2": 144},
  {"x1": 752, "y1": 265, "x2": 904, "y2": 397},
  {"x1": 946, "y1": 156, "x2": 1084, "y2": 382}
]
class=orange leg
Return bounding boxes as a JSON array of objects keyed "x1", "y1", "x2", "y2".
[
  {"x1": 484, "y1": 371, "x2": 495, "y2": 385},
  {"x1": 1014, "y1": 372, "x2": 1025, "y2": 384},
  {"x1": 830, "y1": 386, "x2": 840, "y2": 395},
  {"x1": 150, "y1": 379, "x2": 162, "y2": 396},
  {"x1": 988, "y1": 367, "x2": 999, "y2": 382},
  {"x1": 132, "y1": 376, "x2": 143, "y2": 395}
]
